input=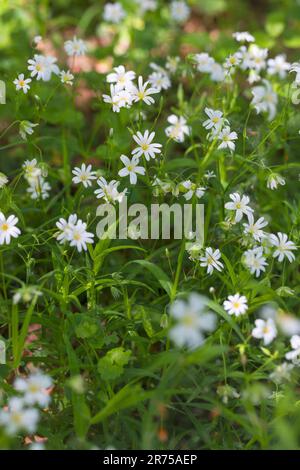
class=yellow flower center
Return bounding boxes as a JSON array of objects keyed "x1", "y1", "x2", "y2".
[
  {"x1": 12, "y1": 413, "x2": 22, "y2": 424},
  {"x1": 73, "y1": 232, "x2": 81, "y2": 241},
  {"x1": 183, "y1": 313, "x2": 195, "y2": 327},
  {"x1": 28, "y1": 384, "x2": 40, "y2": 393},
  {"x1": 1, "y1": 223, "x2": 8, "y2": 231}
]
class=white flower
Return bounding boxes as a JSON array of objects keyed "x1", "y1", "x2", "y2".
[
  {"x1": 69, "y1": 220, "x2": 94, "y2": 252},
  {"x1": 27, "y1": 55, "x2": 46, "y2": 80},
  {"x1": 60, "y1": 70, "x2": 74, "y2": 85},
  {"x1": 244, "y1": 247, "x2": 268, "y2": 277},
  {"x1": 247, "y1": 45, "x2": 268, "y2": 72},
  {"x1": 135, "y1": 0, "x2": 157, "y2": 14},
  {"x1": 270, "y1": 362, "x2": 294, "y2": 384},
  {"x1": 13, "y1": 74, "x2": 32, "y2": 94},
  {"x1": 252, "y1": 318, "x2": 277, "y2": 345},
  {"x1": 94, "y1": 177, "x2": 126, "y2": 203},
  {"x1": 103, "y1": 84, "x2": 133, "y2": 112},
  {"x1": 14, "y1": 372, "x2": 52, "y2": 407},
  {"x1": 106, "y1": 65, "x2": 135, "y2": 91},
  {"x1": 266, "y1": 173, "x2": 285, "y2": 190},
  {"x1": 64, "y1": 36, "x2": 87, "y2": 56},
  {"x1": 203, "y1": 108, "x2": 226, "y2": 131},
  {"x1": 243, "y1": 213, "x2": 268, "y2": 241},
  {"x1": 194, "y1": 53, "x2": 214, "y2": 73},
  {"x1": 199, "y1": 247, "x2": 224, "y2": 275},
  {"x1": 55, "y1": 214, "x2": 78, "y2": 244},
  {"x1": 27, "y1": 177, "x2": 51, "y2": 200},
  {"x1": 224, "y1": 53, "x2": 242, "y2": 71},
  {"x1": 166, "y1": 56, "x2": 180, "y2": 74},
  {"x1": 232, "y1": 31, "x2": 255, "y2": 43},
  {"x1": 0, "y1": 397, "x2": 39, "y2": 435},
  {"x1": 170, "y1": 0, "x2": 190, "y2": 23},
  {"x1": 181, "y1": 180, "x2": 206, "y2": 200},
  {"x1": 225, "y1": 192, "x2": 253, "y2": 222},
  {"x1": 33, "y1": 35, "x2": 42, "y2": 45},
  {"x1": 209, "y1": 62, "x2": 225, "y2": 82},
  {"x1": 103, "y1": 2, "x2": 126, "y2": 23},
  {"x1": 285, "y1": 335, "x2": 300, "y2": 363},
  {"x1": 0, "y1": 212, "x2": 21, "y2": 245},
  {"x1": 23, "y1": 158, "x2": 42, "y2": 180},
  {"x1": 204, "y1": 170, "x2": 216, "y2": 180},
  {"x1": 148, "y1": 71, "x2": 171, "y2": 92},
  {"x1": 28, "y1": 54, "x2": 59, "y2": 81},
  {"x1": 169, "y1": 293, "x2": 216, "y2": 349},
  {"x1": 276, "y1": 314, "x2": 300, "y2": 337},
  {"x1": 217, "y1": 126, "x2": 238, "y2": 151},
  {"x1": 0, "y1": 172, "x2": 8, "y2": 188},
  {"x1": 132, "y1": 130, "x2": 162, "y2": 161},
  {"x1": 223, "y1": 293, "x2": 248, "y2": 317},
  {"x1": 118, "y1": 155, "x2": 145, "y2": 184},
  {"x1": 247, "y1": 69, "x2": 261, "y2": 84},
  {"x1": 251, "y1": 79, "x2": 277, "y2": 121},
  {"x1": 269, "y1": 232, "x2": 297, "y2": 263},
  {"x1": 19, "y1": 121, "x2": 38, "y2": 140},
  {"x1": 267, "y1": 54, "x2": 290, "y2": 79},
  {"x1": 165, "y1": 114, "x2": 190, "y2": 142},
  {"x1": 13, "y1": 285, "x2": 42, "y2": 305},
  {"x1": 72, "y1": 163, "x2": 97, "y2": 188},
  {"x1": 131, "y1": 76, "x2": 159, "y2": 105}
]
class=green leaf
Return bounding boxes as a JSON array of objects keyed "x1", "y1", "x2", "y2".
[
  {"x1": 127, "y1": 260, "x2": 172, "y2": 297},
  {"x1": 165, "y1": 158, "x2": 199, "y2": 171},
  {"x1": 90, "y1": 384, "x2": 151, "y2": 424},
  {"x1": 208, "y1": 300, "x2": 245, "y2": 342},
  {"x1": 265, "y1": 13, "x2": 284, "y2": 38},
  {"x1": 98, "y1": 347, "x2": 132, "y2": 381},
  {"x1": 63, "y1": 334, "x2": 90, "y2": 438},
  {"x1": 75, "y1": 316, "x2": 100, "y2": 339}
]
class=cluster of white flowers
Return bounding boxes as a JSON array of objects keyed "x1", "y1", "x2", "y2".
[
  {"x1": 194, "y1": 35, "x2": 291, "y2": 121},
  {"x1": 55, "y1": 214, "x2": 94, "y2": 252},
  {"x1": 103, "y1": 58, "x2": 177, "y2": 113},
  {"x1": 0, "y1": 371, "x2": 51, "y2": 436},
  {"x1": 151, "y1": 176, "x2": 206, "y2": 202},
  {"x1": 222, "y1": 192, "x2": 297, "y2": 277},
  {"x1": 202, "y1": 107, "x2": 238, "y2": 152},
  {"x1": 102, "y1": 1, "x2": 189, "y2": 24},
  {"x1": 103, "y1": 68, "x2": 159, "y2": 112},
  {"x1": 22, "y1": 158, "x2": 51, "y2": 200},
  {"x1": 13, "y1": 35, "x2": 86, "y2": 94},
  {"x1": 185, "y1": 188, "x2": 297, "y2": 326},
  {"x1": 148, "y1": 62, "x2": 172, "y2": 92}
]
